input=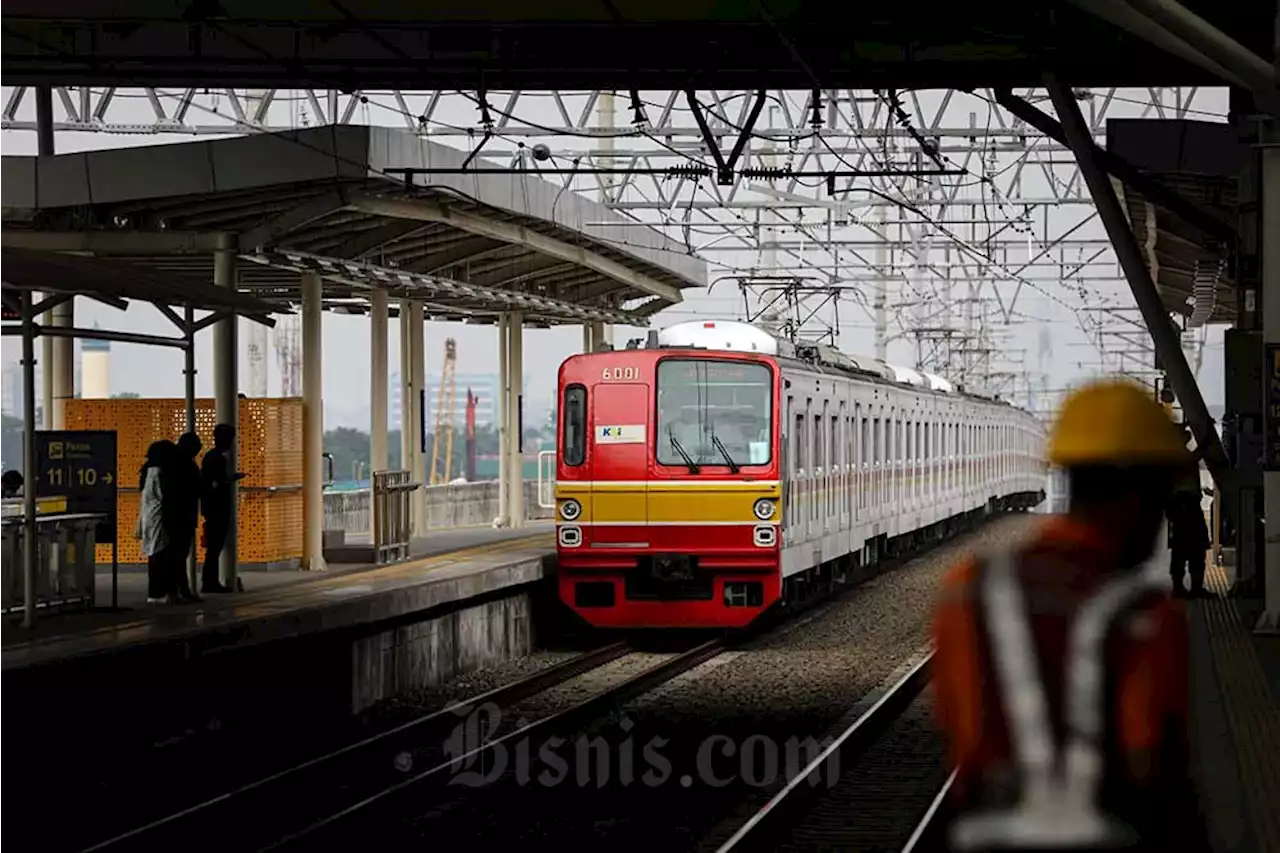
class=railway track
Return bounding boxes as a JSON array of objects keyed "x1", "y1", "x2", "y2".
[
  {"x1": 81, "y1": 637, "x2": 734, "y2": 853},
  {"x1": 83, "y1": 517, "x2": 1015, "y2": 853},
  {"x1": 703, "y1": 651, "x2": 943, "y2": 853}
]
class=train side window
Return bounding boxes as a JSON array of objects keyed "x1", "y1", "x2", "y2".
[
  {"x1": 796, "y1": 412, "x2": 807, "y2": 472},
  {"x1": 816, "y1": 405, "x2": 827, "y2": 471},
  {"x1": 860, "y1": 415, "x2": 868, "y2": 468},
  {"x1": 830, "y1": 414, "x2": 839, "y2": 515},
  {"x1": 562, "y1": 384, "x2": 587, "y2": 466}
]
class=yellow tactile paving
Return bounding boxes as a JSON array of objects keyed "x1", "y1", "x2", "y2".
[{"x1": 1201, "y1": 563, "x2": 1280, "y2": 853}]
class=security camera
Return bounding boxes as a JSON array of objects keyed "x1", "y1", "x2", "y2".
[{"x1": 531, "y1": 143, "x2": 552, "y2": 161}]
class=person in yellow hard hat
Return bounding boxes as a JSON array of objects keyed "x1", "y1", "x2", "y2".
[{"x1": 932, "y1": 378, "x2": 1210, "y2": 852}]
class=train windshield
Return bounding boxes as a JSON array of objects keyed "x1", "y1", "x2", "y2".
[{"x1": 655, "y1": 359, "x2": 773, "y2": 469}]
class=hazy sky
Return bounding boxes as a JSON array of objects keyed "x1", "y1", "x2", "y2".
[{"x1": 0, "y1": 87, "x2": 1228, "y2": 429}]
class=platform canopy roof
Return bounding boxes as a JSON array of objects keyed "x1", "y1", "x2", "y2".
[
  {"x1": 1106, "y1": 118, "x2": 1246, "y2": 328},
  {"x1": 1, "y1": 247, "x2": 278, "y2": 323},
  {"x1": 1, "y1": 125, "x2": 707, "y2": 327}
]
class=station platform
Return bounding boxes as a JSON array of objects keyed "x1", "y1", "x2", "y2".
[
  {"x1": 2, "y1": 522, "x2": 555, "y2": 670},
  {"x1": 1189, "y1": 562, "x2": 1280, "y2": 853},
  {"x1": 3, "y1": 522, "x2": 557, "y2": 778}
]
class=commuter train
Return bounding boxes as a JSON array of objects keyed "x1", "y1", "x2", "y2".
[{"x1": 553, "y1": 320, "x2": 1047, "y2": 629}]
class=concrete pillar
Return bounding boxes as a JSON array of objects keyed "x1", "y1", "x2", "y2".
[
  {"x1": 400, "y1": 301, "x2": 414, "y2": 473},
  {"x1": 1258, "y1": 122, "x2": 1280, "y2": 633},
  {"x1": 41, "y1": 328, "x2": 53, "y2": 429},
  {"x1": 213, "y1": 233, "x2": 240, "y2": 589},
  {"x1": 20, "y1": 292, "x2": 37, "y2": 628},
  {"x1": 184, "y1": 307, "x2": 198, "y2": 592},
  {"x1": 409, "y1": 301, "x2": 428, "y2": 534},
  {"x1": 302, "y1": 272, "x2": 326, "y2": 572},
  {"x1": 35, "y1": 89, "x2": 54, "y2": 433},
  {"x1": 49, "y1": 300, "x2": 73, "y2": 428},
  {"x1": 496, "y1": 313, "x2": 510, "y2": 526},
  {"x1": 370, "y1": 288, "x2": 389, "y2": 473},
  {"x1": 582, "y1": 321, "x2": 614, "y2": 353},
  {"x1": 507, "y1": 311, "x2": 525, "y2": 527}
]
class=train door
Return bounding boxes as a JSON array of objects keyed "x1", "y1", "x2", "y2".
[{"x1": 589, "y1": 380, "x2": 649, "y2": 530}]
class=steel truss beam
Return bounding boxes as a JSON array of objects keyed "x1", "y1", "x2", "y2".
[
  {"x1": 1046, "y1": 76, "x2": 1231, "y2": 489},
  {"x1": 1, "y1": 84, "x2": 1223, "y2": 402}
]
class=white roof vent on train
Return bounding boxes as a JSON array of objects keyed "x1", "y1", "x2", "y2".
[
  {"x1": 851, "y1": 356, "x2": 896, "y2": 381},
  {"x1": 922, "y1": 372, "x2": 954, "y2": 393},
  {"x1": 885, "y1": 363, "x2": 927, "y2": 387},
  {"x1": 656, "y1": 320, "x2": 783, "y2": 355}
]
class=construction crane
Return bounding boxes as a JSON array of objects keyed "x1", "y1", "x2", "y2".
[
  {"x1": 429, "y1": 338, "x2": 458, "y2": 485},
  {"x1": 464, "y1": 388, "x2": 477, "y2": 482}
]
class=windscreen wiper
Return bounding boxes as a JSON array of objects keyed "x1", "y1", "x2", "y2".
[
  {"x1": 667, "y1": 429, "x2": 701, "y2": 474},
  {"x1": 709, "y1": 431, "x2": 740, "y2": 474}
]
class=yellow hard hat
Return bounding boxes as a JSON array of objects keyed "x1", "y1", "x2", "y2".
[{"x1": 1047, "y1": 378, "x2": 1191, "y2": 467}]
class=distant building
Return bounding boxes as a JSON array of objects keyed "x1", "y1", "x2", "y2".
[
  {"x1": 81, "y1": 330, "x2": 111, "y2": 399},
  {"x1": 389, "y1": 370, "x2": 404, "y2": 428},
  {"x1": 1, "y1": 362, "x2": 25, "y2": 417},
  {"x1": 426, "y1": 373, "x2": 507, "y2": 429},
  {"x1": 386, "y1": 370, "x2": 529, "y2": 431}
]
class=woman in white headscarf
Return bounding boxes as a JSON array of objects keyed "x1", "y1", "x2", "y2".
[{"x1": 137, "y1": 440, "x2": 178, "y2": 604}]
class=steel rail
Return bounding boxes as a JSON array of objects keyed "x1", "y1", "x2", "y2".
[
  {"x1": 900, "y1": 769, "x2": 957, "y2": 853},
  {"x1": 80, "y1": 640, "x2": 632, "y2": 852},
  {"x1": 712, "y1": 651, "x2": 936, "y2": 853},
  {"x1": 260, "y1": 636, "x2": 731, "y2": 851}
]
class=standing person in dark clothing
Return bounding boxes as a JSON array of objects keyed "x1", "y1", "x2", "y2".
[
  {"x1": 200, "y1": 423, "x2": 244, "y2": 593},
  {"x1": 2, "y1": 470, "x2": 23, "y2": 498},
  {"x1": 170, "y1": 432, "x2": 204, "y2": 603},
  {"x1": 1169, "y1": 470, "x2": 1212, "y2": 599}
]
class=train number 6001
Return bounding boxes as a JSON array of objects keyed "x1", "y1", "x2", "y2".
[{"x1": 602, "y1": 367, "x2": 640, "y2": 380}]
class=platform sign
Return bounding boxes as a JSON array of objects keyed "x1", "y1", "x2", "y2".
[
  {"x1": 0, "y1": 289, "x2": 19, "y2": 322},
  {"x1": 36, "y1": 430, "x2": 118, "y2": 543},
  {"x1": 1265, "y1": 345, "x2": 1280, "y2": 471}
]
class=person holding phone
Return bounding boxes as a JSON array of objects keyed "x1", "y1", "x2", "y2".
[{"x1": 200, "y1": 423, "x2": 246, "y2": 593}]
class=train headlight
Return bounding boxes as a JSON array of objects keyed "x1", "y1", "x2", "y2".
[
  {"x1": 560, "y1": 498, "x2": 582, "y2": 521},
  {"x1": 753, "y1": 498, "x2": 776, "y2": 520}
]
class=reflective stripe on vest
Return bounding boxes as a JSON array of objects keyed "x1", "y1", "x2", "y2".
[{"x1": 949, "y1": 551, "x2": 1161, "y2": 850}]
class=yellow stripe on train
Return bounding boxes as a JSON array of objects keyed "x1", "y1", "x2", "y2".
[{"x1": 554, "y1": 482, "x2": 780, "y2": 525}]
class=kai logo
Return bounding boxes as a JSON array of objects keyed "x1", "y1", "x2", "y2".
[{"x1": 596, "y1": 424, "x2": 646, "y2": 445}]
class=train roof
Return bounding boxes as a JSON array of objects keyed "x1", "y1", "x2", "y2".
[{"x1": 644, "y1": 319, "x2": 1024, "y2": 411}]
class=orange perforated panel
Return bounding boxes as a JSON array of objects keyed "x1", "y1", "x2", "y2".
[{"x1": 64, "y1": 398, "x2": 304, "y2": 568}]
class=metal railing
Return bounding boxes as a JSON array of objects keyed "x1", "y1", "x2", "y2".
[
  {"x1": 325, "y1": 478, "x2": 557, "y2": 535},
  {"x1": 371, "y1": 470, "x2": 419, "y2": 565},
  {"x1": 537, "y1": 451, "x2": 557, "y2": 509},
  {"x1": 324, "y1": 488, "x2": 371, "y2": 534},
  {"x1": 1, "y1": 513, "x2": 101, "y2": 614}
]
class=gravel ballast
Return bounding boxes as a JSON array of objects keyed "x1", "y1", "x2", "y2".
[{"x1": 348, "y1": 514, "x2": 1042, "y2": 852}]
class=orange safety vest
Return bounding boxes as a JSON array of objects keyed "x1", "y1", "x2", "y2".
[{"x1": 932, "y1": 515, "x2": 1209, "y2": 851}]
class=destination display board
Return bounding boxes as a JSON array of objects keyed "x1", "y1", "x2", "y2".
[
  {"x1": 36, "y1": 430, "x2": 118, "y2": 543},
  {"x1": 0, "y1": 289, "x2": 20, "y2": 322}
]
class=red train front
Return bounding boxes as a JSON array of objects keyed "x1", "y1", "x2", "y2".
[{"x1": 554, "y1": 338, "x2": 782, "y2": 629}]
